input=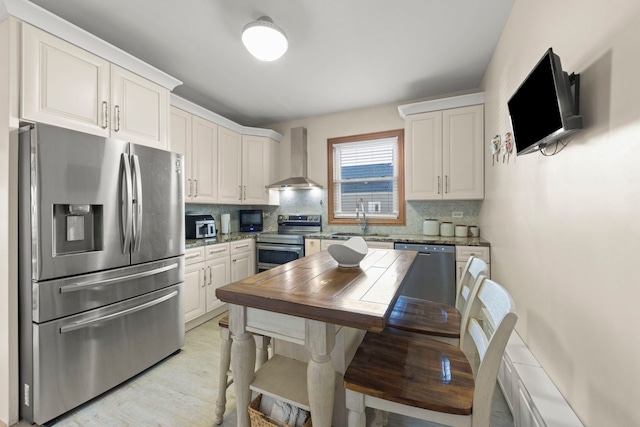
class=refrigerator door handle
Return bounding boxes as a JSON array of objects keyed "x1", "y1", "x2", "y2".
[
  {"x1": 59, "y1": 262, "x2": 179, "y2": 294},
  {"x1": 121, "y1": 153, "x2": 133, "y2": 253},
  {"x1": 59, "y1": 290, "x2": 178, "y2": 334},
  {"x1": 131, "y1": 154, "x2": 143, "y2": 253}
]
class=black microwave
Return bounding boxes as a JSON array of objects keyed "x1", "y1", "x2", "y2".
[{"x1": 239, "y1": 209, "x2": 263, "y2": 232}]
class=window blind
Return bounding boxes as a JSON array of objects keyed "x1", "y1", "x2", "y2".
[{"x1": 332, "y1": 136, "x2": 399, "y2": 219}]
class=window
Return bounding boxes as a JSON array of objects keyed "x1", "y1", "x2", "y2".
[{"x1": 328, "y1": 129, "x2": 405, "y2": 226}]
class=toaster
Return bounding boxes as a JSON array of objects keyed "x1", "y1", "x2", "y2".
[{"x1": 185, "y1": 214, "x2": 216, "y2": 239}]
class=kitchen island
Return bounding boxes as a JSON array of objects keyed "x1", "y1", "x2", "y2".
[{"x1": 216, "y1": 248, "x2": 418, "y2": 427}]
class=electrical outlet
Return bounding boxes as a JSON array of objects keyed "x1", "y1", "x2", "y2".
[{"x1": 452, "y1": 211, "x2": 463, "y2": 218}]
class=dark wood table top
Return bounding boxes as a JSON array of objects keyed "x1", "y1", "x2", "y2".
[{"x1": 216, "y1": 249, "x2": 417, "y2": 332}]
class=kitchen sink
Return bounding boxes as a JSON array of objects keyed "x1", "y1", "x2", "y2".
[{"x1": 331, "y1": 232, "x2": 391, "y2": 238}]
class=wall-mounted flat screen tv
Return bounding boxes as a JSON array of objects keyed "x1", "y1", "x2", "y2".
[{"x1": 508, "y1": 48, "x2": 583, "y2": 156}]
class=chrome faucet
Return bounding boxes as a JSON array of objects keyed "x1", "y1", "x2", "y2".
[{"x1": 356, "y1": 198, "x2": 367, "y2": 232}]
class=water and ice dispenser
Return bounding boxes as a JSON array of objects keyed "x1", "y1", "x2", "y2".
[{"x1": 53, "y1": 204, "x2": 103, "y2": 255}]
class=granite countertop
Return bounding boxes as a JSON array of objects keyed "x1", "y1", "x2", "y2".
[
  {"x1": 304, "y1": 232, "x2": 490, "y2": 247},
  {"x1": 185, "y1": 232, "x2": 258, "y2": 249},
  {"x1": 186, "y1": 231, "x2": 490, "y2": 249}
]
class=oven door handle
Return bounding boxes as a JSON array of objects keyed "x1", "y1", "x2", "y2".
[{"x1": 257, "y1": 244, "x2": 304, "y2": 253}]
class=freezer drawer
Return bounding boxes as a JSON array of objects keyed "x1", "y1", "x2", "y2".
[
  {"x1": 32, "y1": 256, "x2": 184, "y2": 323},
  {"x1": 22, "y1": 283, "x2": 184, "y2": 425}
]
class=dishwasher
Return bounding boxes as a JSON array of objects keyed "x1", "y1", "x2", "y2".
[{"x1": 393, "y1": 243, "x2": 456, "y2": 305}]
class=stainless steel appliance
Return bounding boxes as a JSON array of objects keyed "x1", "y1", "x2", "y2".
[
  {"x1": 256, "y1": 214, "x2": 321, "y2": 271},
  {"x1": 393, "y1": 243, "x2": 456, "y2": 305},
  {"x1": 239, "y1": 209, "x2": 263, "y2": 232},
  {"x1": 18, "y1": 123, "x2": 185, "y2": 425},
  {"x1": 185, "y1": 214, "x2": 216, "y2": 239}
]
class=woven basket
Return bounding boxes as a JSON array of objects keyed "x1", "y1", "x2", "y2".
[{"x1": 248, "y1": 394, "x2": 312, "y2": 427}]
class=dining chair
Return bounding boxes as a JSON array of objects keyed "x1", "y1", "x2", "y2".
[
  {"x1": 387, "y1": 256, "x2": 488, "y2": 345},
  {"x1": 344, "y1": 276, "x2": 517, "y2": 427},
  {"x1": 214, "y1": 315, "x2": 271, "y2": 425}
]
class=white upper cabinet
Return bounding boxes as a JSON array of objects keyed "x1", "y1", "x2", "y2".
[
  {"x1": 405, "y1": 104, "x2": 484, "y2": 200},
  {"x1": 217, "y1": 133, "x2": 272, "y2": 205},
  {"x1": 171, "y1": 108, "x2": 220, "y2": 204},
  {"x1": 241, "y1": 135, "x2": 271, "y2": 205},
  {"x1": 110, "y1": 65, "x2": 168, "y2": 149},
  {"x1": 405, "y1": 111, "x2": 443, "y2": 199},
  {"x1": 442, "y1": 105, "x2": 484, "y2": 199},
  {"x1": 21, "y1": 23, "x2": 169, "y2": 149},
  {"x1": 169, "y1": 106, "x2": 193, "y2": 200},
  {"x1": 191, "y1": 116, "x2": 218, "y2": 203},
  {"x1": 22, "y1": 23, "x2": 110, "y2": 136},
  {"x1": 217, "y1": 126, "x2": 243, "y2": 204}
]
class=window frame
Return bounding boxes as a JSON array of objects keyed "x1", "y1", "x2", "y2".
[{"x1": 327, "y1": 129, "x2": 405, "y2": 226}]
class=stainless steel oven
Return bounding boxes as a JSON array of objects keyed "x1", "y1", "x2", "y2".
[{"x1": 256, "y1": 214, "x2": 321, "y2": 272}]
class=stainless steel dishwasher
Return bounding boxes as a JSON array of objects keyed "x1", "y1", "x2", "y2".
[{"x1": 393, "y1": 243, "x2": 456, "y2": 305}]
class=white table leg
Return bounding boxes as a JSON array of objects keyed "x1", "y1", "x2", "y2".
[
  {"x1": 229, "y1": 304, "x2": 256, "y2": 427},
  {"x1": 305, "y1": 319, "x2": 336, "y2": 427},
  {"x1": 214, "y1": 325, "x2": 231, "y2": 425}
]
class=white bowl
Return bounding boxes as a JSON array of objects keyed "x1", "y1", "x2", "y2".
[{"x1": 327, "y1": 236, "x2": 368, "y2": 267}]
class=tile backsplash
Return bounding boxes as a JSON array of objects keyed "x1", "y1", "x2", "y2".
[{"x1": 186, "y1": 189, "x2": 480, "y2": 236}]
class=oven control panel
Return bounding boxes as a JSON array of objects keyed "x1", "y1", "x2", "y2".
[{"x1": 277, "y1": 214, "x2": 321, "y2": 226}]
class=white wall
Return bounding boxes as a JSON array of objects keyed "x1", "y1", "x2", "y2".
[
  {"x1": 0, "y1": 16, "x2": 19, "y2": 427},
  {"x1": 481, "y1": 1, "x2": 640, "y2": 425}
]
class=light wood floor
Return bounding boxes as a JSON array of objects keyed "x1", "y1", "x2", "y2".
[{"x1": 15, "y1": 313, "x2": 514, "y2": 426}]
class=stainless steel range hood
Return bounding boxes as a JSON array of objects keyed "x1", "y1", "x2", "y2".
[{"x1": 267, "y1": 127, "x2": 323, "y2": 189}]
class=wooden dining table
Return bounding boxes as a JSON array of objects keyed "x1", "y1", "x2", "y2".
[{"x1": 216, "y1": 247, "x2": 417, "y2": 427}]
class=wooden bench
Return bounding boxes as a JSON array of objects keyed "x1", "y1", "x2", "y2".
[{"x1": 386, "y1": 256, "x2": 488, "y2": 346}]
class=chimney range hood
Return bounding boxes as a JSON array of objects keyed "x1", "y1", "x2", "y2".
[{"x1": 266, "y1": 127, "x2": 323, "y2": 189}]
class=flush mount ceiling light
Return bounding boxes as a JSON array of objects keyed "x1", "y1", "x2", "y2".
[{"x1": 242, "y1": 16, "x2": 288, "y2": 61}]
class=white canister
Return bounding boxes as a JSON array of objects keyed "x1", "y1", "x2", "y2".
[
  {"x1": 423, "y1": 219, "x2": 440, "y2": 236},
  {"x1": 440, "y1": 222, "x2": 454, "y2": 237},
  {"x1": 220, "y1": 213, "x2": 230, "y2": 234},
  {"x1": 455, "y1": 225, "x2": 468, "y2": 237},
  {"x1": 469, "y1": 226, "x2": 480, "y2": 237}
]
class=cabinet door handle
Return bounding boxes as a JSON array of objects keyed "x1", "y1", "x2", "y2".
[
  {"x1": 445, "y1": 175, "x2": 449, "y2": 194},
  {"x1": 185, "y1": 252, "x2": 200, "y2": 260},
  {"x1": 437, "y1": 176, "x2": 441, "y2": 194},
  {"x1": 201, "y1": 268, "x2": 206, "y2": 287},
  {"x1": 101, "y1": 101, "x2": 108, "y2": 129},
  {"x1": 243, "y1": 185, "x2": 246, "y2": 200},
  {"x1": 238, "y1": 185, "x2": 242, "y2": 201},
  {"x1": 187, "y1": 178, "x2": 192, "y2": 198},
  {"x1": 208, "y1": 266, "x2": 212, "y2": 285},
  {"x1": 114, "y1": 105, "x2": 121, "y2": 132},
  {"x1": 194, "y1": 180, "x2": 198, "y2": 197}
]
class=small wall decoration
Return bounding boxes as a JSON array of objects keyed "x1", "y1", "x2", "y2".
[
  {"x1": 490, "y1": 134, "x2": 501, "y2": 165},
  {"x1": 503, "y1": 132, "x2": 513, "y2": 163}
]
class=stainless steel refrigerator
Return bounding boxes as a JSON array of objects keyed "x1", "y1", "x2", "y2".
[{"x1": 18, "y1": 123, "x2": 185, "y2": 425}]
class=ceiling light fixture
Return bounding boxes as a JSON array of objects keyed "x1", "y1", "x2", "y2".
[{"x1": 242, "y1": 16, "x2": 288, "y2": 61}]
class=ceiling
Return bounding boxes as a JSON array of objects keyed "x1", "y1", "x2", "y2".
[{"x1": 28, "y1": 0, "x2": 514, "y2": 127}]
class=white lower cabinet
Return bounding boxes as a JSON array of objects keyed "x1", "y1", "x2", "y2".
[
  {"x1": 230, "y1": 238, "x2": 255, "y2": 282},
  {"x1": 184, "y1": 243, "x2": 232, "y2": 325},
  {"x1": 305, "y1": 238, "x2": 321, "y2": 256},
  {"x1": 456, "y1": 245, "x2": 490, "y2": 292}
]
